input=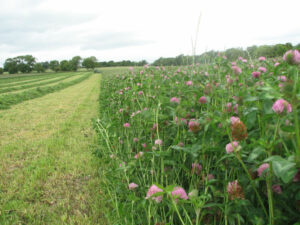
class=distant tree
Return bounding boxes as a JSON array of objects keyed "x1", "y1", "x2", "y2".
[
  {"x1": 225, "y1": 48, "x2": 246, "y2": 61},
  {"x1": 70, "y1": 56, "x2": 82, "y2": 71},
  {"x1": 98, "y1": 61, "x2": 108, "y2": 67},
  {"x1": 14, "y1": 55, "x2": 36, "y2": 72},
  {"x1": 97, "y1": 59, "x2": 147, "y2": 67},
  {"x1": 49, "y1": 60, "x2": 60, "y2": 72},
  {"x1": 137, "y1": 60, "x2": 148, "y2": 66},
  {"x1": 152, "y1": 57, "x2": 163, "y2": 66},
  {"x1": 175, "y1": 54, "x2": 185, "y2": 66},
  {"x1": 272, "y1": 44, "x2": 288, "y2": 57},
  {"x1": 24, "y1": 55, "x2": 36, "y2": 71},
  {"x1": 119, "y1": 60, "x2": 131, "y2": 66},
  {"x1": 285, "y1": 42, "x2": 293, "y2": 50},
  {"x1": 3, "y1": 55, "x2": 36, "y2": 74},
  {"x1": 256, "y1": 45, "x2": 274, "y2": 58},
  {"x1": 199, "y1": 51, "x2": 218, "y2": 64},
  {"x1": 4, "y1": 58, "x2": 18, "y2": 74},
  {"x1": 60, "y1": 60, "x2": 71, "y2": 71},
  {"x1": 0, "y1": 68, "x2": 3, "y2": 74},
  {"x1": 41, "y1": 61, "x2": 50, "y2": 70},
  {"x1": 34, "y1": 63, "x2": 45, "y2": 73},
  {"x1": 107, "y1": 60, "x2": 115, "y2": 67},
  {"x1": 82, "y1": 56, "x2": 98, "y2": 70},
  {"x1": 18, "y1": 63, "x2": 31, "y2": 73},
  {"x1": 246, "y1": 45, "x2": 258, "y2": 58}
]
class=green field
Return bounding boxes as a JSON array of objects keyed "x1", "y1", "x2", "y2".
[
  {"x1": 1, "y1": 60, "x2": 298, "y2": 225},
  {"x1": 0, "y1": 73, "x2": 92, "y2": 109},
  {"x1": 0, "y1": 71, "x2": 110, "y2": 224},
  {"x1": 0, "y1": 72, "x2": 58, "y2": 83}
]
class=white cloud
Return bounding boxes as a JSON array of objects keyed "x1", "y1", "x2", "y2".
[{"x1": 1, "y1": 0, "x2": 300, "y2": 66}]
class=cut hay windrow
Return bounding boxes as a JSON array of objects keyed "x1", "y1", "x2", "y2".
[
  {"x1": 0, "y1": 74, "x2": 74, "y2": 94},
  {"x1": 0, "y1": 72, "x2": 61, "y2": 83},
  {"x1": 0, "y1": 72, "x2": 72, "y2": 88},
  {"x1": 0, "y1": 72, "x2": 92, "y2": 110}
]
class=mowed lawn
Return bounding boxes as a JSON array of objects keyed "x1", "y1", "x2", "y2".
[{"x1": 0, "y1": 74, "x2": 107, "y2": 224}]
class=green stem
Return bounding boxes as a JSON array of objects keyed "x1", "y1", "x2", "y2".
[
  {"x1": 103, "y1": 180, "x2": 120, "y2": 218},
  {"x1": 294, "y1": 104, "x2": 300, "y2": 162},
  {"x1": 131, "y1": 201, "x2": 134, "y2": 225},
  {"x1": 171, "y1": 198, "x2": 186, "y2": 225},
  {"x1": 147, "y1": 203, "x2": 151, "y2": 225},
  {"x1": 225, "y1": 126, "x2": 268, "y2": 217},
  {"x1": 236, "y1": 155, "x2": 268, "y2": 218},
  {"x1": 195, "y1": 209, "x2": 200, "y2": 225},
  {"x1": 266, "y1": 162, "x2": 274, "y2": 225},
  {"x1": 224, "y1": 167, "x2": 228, "y2": 225},
  {"x1": 182, "y1": 207, "x2": 193, "y2": 225},
  {"x1": 155, "y1": 102, "x2": 164, "y2": 184},
  {"x1": 292, "y1": 67, "x2": 300, "y2": 163},
  {"x1": 272, "y1": 117, "x2": 280, "y2": 150}
]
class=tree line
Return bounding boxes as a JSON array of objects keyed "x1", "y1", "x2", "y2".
[
  {"x1": 1, "y1": 42, "x2": 300, "y2": 74},
  {"x1": 0, "y1": 55, "x2": 148, "y2": 74},
  {"x1": 152, "y1": 42, "x2": 300, "y2": 66},
  {"x1": 1, "y1": 56, "x2": 99, "y2": 74}
]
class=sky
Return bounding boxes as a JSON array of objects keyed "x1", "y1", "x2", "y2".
[{"x1": 1, "y1": 0, "x2": 300, "y2": 66}]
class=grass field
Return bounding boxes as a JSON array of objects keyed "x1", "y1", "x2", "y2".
[
  {"x1": 2, "y1": 60, "x2": 298, "y2": 225},
  {"x1": 0, "y1": 71, "x2": 58, "y2": 82},
  {"x1": 0, "y1": 73, "x2": 107, "y2": 224},
  {"x1": 1, "y1": 73, "x2": 84, "y2": 95},
  {"x1": 0, "y1": 74, "x2": 74, "y2": 94},
  {"x1": 0, "y1": 75, "x2": 61, "y2": 89},
  {"x1": 0, "y1": 73, "x2": 91, "y2": 109}
]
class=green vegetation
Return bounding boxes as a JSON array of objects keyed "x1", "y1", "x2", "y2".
[
  {"x1": 0, "y1": 74, "x2": 107, "y2": 224},
  {"x1": 0, "y1": 73, "x2": 69, "y2": 89},
  {"x1": 153, "y1": 43, "x2": 300, "y2": 66},
  {"x1": 95, "y1": 53, "x2": 300, "y2": 224},
  {"x1": 34, "y1": 63, "x2": 45, "y2": 73},
  {"x1": 93, "y1": 66, "x2": 139, "y2": 76},
  {"x1": 3, "y1": 42, "x2": 299, "y2": 76},
  {"x1": 82, "y1": 56, "x2": 98, "y2": 70},
  {"x1": 50, "y1": 60, "x2": 60, "y2": 72},
  {"x1": 0, "y1": 72, "x2": 91, "y2": 109},
  {"x1": 4, "y1": 55, "x2": 36, "y2": 74},
  {"x1": 0, "y1": 74, "x2": 74, "y2": 94},
  {"x1": 0, "y1": 72, "x2": 60, "y2": 83},
  {"x1": 0, "y1": 41, "x2": 299, "y2": 225},
  {"x1": 97, "y1": 59, "x2": 148, "y2": 67}
]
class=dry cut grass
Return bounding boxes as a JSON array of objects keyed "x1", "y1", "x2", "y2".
[{"x1": 0, "y1": 73, "x2": 107, "y2": 225}]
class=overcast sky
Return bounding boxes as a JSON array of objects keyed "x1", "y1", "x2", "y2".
[{"x1": 1, "y1": 0, "x2": 300, "y2": 66}]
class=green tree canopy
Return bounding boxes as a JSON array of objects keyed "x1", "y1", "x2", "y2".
[
  {"x1": 49, "y1": 60, "x2": 60, "y2": 72},
  {"x1": 60, "y1": 60, "x2": 71, "y2": 71},
  {"x1": 70, "y1": 56, "x2": 82, "y2": 71},
  {"x1": 82, "y1": 56, "x2": 98, "y2": 70},
  {"x1": 41, "y1": 61, "x2": 50, "y2": 70},
  {"x1": 34, "y1": 63, "x2": 46, "y2": 73},
  {"x1": 4, "y1": 58, "x2": 18, "y2": 74},
  {"x1": 3, "y1": 55, "x2": 36, "y2": 74}
]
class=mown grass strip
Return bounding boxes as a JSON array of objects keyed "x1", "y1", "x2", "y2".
[
  {"x1": 7, "y1": 74, "x2": 85, "y2": 95},
  {"x1": 0, "y1": 74, "x2": 107, "y2": 224},
  {"x1": 0, "y1": 76, "x2": 51, "y2": 88},
  {"x1": 0, "y1": 74, "x2": 74, "y2": 94},
  {"x1": 0, "y1": 72, "x2": 58, "y2": 83},
  {"x1": 0, "y1": 73, "x2": 92, "y2": 110},
  {"x1": 0, "y1": 72, "x2": 71, "y2": 88}
]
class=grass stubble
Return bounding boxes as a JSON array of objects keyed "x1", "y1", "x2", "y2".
[{"x1": 0, "y1": 73, "x2": 107, "y2": 225}]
